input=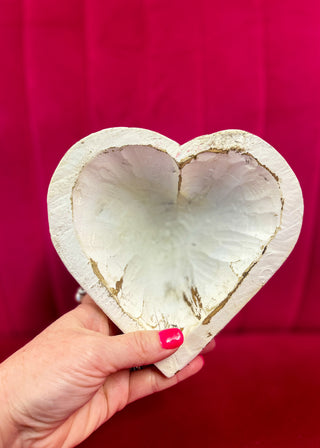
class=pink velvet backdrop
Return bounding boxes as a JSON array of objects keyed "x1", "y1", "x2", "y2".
[{"x1": 1, "y1": 0, "x2": 319, "y2": 337}]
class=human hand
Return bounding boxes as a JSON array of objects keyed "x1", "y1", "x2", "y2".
[{"x1": 0, "y1": 295, "x2": 215, "y2": 448}]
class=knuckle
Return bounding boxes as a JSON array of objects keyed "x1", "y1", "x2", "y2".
[
  {"x1": 148, "y1": 372, "x2": 161, "y2": 395},
  {"x1": 132, "y1": 332, "x2": 151, "y2": 363},
  {"x1": 146, "y1": 369, "x2": 178, "y2": 395}
]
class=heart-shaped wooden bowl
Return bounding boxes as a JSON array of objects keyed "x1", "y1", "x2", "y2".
[{"x1": 47, "y1": 128, "x2": 303, "y2": 377}]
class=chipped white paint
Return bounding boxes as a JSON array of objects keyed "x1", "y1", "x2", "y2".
[{"x1": 47, "y1": 128, "x2": 303, "y2": 377}]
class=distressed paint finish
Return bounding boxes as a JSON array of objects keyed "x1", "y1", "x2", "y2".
[{"x1": 47, "y1": 128, "x2": 303, "y2": 377}]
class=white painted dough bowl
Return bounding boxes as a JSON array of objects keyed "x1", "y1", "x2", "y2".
[{"x1": 47, "y1": 128, "x2": 303, "y2": 377}]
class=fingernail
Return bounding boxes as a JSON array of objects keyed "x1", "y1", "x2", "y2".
[{"x1": 159, "y1": 328, "x2": 184, "y2": 349}]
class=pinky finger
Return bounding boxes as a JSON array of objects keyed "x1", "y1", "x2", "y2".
[
  {"x1": 200, "y1": 338, "x2": 216, "y2": 355},
  {"x1": 127, "y1": 356, "x2": 204, "y2": 404}
]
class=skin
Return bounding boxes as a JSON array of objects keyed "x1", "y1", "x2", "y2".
[{"x1": 0, "y1": 295, "x2": 215, "y2": 448}]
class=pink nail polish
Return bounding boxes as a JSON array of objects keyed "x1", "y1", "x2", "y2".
[{"x1": 159, "y1": 328, "x2": 184, "y2": 349}]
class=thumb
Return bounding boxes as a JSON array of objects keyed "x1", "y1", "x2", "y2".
[{"x1": 101, "y1": 328, "x2": 184, "y2": 373}]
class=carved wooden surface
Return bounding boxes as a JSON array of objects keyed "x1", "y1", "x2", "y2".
[{"x1": 48, "y1": 128, "x2": 303, "y2": 376}]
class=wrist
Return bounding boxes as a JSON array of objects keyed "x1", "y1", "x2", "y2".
[
  {"x1": 0, "y1": 419, "x2": 21, "y2": 448},
  {"x1": 0, "y1": 363, "x2": 23, "y2": 448},
  {"x1": 0, "y1": 404, "x2": 22, "y2": 448}
]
